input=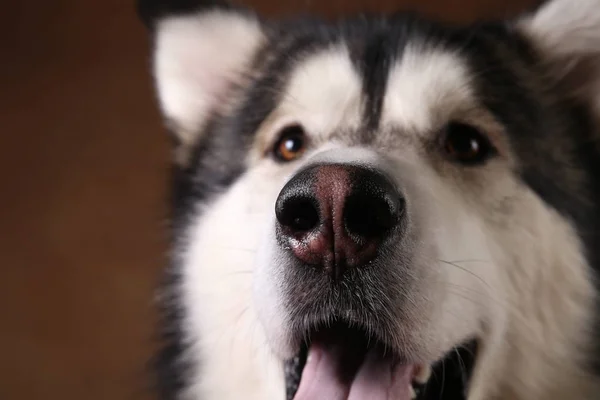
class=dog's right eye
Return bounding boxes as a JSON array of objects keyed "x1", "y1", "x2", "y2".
[{"x1": 273, "y1": 125, "x2": 307, "y2": 163}]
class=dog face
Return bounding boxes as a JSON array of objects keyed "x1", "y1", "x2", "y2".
[{"x1": 139, "y1": 0, "x2": 600, "y2": 399}]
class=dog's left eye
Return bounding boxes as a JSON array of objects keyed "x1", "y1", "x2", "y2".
[
  {"x1": 442, "y1": 122, "x2": 496, "y2": 165},
  {"x1": 273, "y1": 125, "x2": 307, "y2": 162}
]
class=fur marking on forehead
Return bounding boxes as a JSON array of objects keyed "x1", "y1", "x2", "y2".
[
  {"x1": 382, "y1": 45, "x2": 473, "y2": 133},
  {"x1": 275, "y1": 47, "x2": 363, "y2": 136}
]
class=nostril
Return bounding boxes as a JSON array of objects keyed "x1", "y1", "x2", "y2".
[
  {"x1": 344, "y1": 192, "x2": 401, "y2": 239},
  {"x1": 276, "y1": 196, "x2": 320, "y2": 233}
]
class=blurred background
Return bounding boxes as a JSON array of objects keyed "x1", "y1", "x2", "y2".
[{"x1": 0, "y1": 1, "x2": 535, "y2": 399}]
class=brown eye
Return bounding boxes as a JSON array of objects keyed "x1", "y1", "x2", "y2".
[
  {"x1": 273, "y1": 125, "x2": 307, "y2": 162},
  {"x1": 443, "y1": 122, "x2": 495, "y2": 165}
]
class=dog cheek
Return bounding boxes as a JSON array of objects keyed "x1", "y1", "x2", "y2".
[{"x1": 253, "y1": 227, "x2": 297, "y2": 358}]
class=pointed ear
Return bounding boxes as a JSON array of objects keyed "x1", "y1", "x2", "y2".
[
  {"x1": 517, "y1": 0, "x2": 600, "y2": 107},
  {"x1": 138, "y1": 0, "x2": 266, "y2": 150}
]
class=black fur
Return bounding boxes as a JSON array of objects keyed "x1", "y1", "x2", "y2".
[
  {"x1": 138, "y1": 1, "x2": 600, "y2": 397},
  {"x1": 447, "y1": 21, "x2": 600, "y2": 373},
  {"x1": 345, "y1": 17, "x2": 396, "y2": 133}
]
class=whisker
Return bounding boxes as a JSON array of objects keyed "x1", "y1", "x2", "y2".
[
  {"x1": 457, "y1": 342, "x2": 476, "y2": 359},
  {"x1": 454, "y1": 347, "x2": 468, "y2": 390},
  {"x1": 438, "y1": 259, "x2": 492, "y2": 290},
  {"x1": 439, "y1": 356, "x2": 446, "y2": 400},
  {"x1": 444, "y1": 259, "x2": 490, "y2": 264}
]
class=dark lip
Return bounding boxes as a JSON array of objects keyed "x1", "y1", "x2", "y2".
[{"x1": 284, "y1": 322, "x2": 478, "y2": 400}]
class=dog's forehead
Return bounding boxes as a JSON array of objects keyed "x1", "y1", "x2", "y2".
[
  {"x1": 276, "y1": 47, "x2": 363, "y2": 135},
  {"x1": 272, "y1": 34, "x2": 473, "y2": 140},
  {"x1": 381, "y1": 45, "x2": 473, "y2": 132}
]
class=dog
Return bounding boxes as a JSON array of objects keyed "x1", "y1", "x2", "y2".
[{"x1": 137, "y1": 0, "x2": 600, "y2": 398}]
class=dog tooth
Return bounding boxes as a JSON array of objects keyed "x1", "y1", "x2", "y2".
[
  {"x1": 410, "y1": 385, "x2": 417, "y2": 399},
  {"x1": 414, "y1": 364, "x2": 432, "y2": 384}
]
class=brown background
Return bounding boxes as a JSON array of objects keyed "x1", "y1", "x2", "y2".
[{"x1": 0, "y1": 1, "x2": 534, "y2": 399}]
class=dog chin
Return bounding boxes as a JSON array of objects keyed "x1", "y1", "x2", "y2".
[{"x1": 255, "y1": 258, "x2": 480, "y2": 400}]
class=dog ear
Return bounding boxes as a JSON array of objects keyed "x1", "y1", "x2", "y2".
[
  {"x1": 138, "y1": 0, "x2": 265, "y2": 154},
  {"x1": 517, "y1": 0, "x2": 600, "y2": 108}
]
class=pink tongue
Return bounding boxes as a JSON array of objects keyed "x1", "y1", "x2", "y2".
[{"x1": 293, "y1": 343, "x2": 414, "y2": 400}]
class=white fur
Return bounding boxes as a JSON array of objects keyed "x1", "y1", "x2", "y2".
[
  {"x1": 179, "y1": 48, "x2": 364, "y2": 399},
  {"x1": 465, "y1": 192, "x2": 597, "y2": 400},
  {"x1": 180, "y1": 166, "x2": 286, "y2": 400},
  {"x1": 278, "y1": 47, "x2": 363, "y2": 135},
  {"x1": 382, "y1": 45, "x2": 474, "y2": 132},
  {"x1": 252, "y1": 40, "x2": 598, "y2": 400},
  {"x1": 154, "y1": 11, "x2": 264, "y2": 145},
  {"x1": 520, "y1": 0, "x2": 600, "y2": 57},
  {"x1": 520, "y1": 0, "x2": 600, "y2": 112},
  {"x1": 154, "y1": 1, "x2": 600, "y2": 399},
  {"x1": 254, "y1": 45, "x2": 363, "y2": 153}
]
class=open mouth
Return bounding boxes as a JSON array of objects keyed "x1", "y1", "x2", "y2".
[{"x1": 285, "y1": 322, "x2": 478, "y2": 400}]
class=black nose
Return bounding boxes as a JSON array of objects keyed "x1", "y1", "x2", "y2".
[{"x1": 275, "y1": 164, "x2": 404, "y2": 280}]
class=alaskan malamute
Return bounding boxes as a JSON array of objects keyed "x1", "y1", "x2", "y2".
[{"x1": 137, "y1": 0, "x2": 600, "y2": 398}]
